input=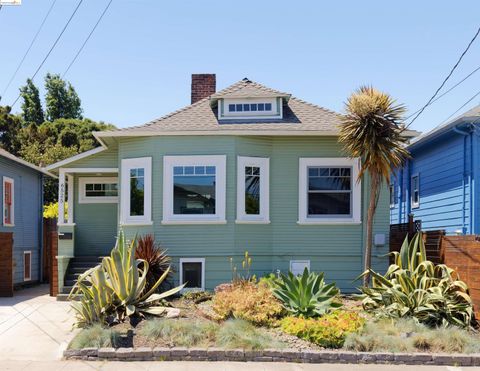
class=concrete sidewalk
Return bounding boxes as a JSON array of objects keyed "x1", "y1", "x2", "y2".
[{"x1": 0, "y1": 284, "x2": 77, "y2": 361}]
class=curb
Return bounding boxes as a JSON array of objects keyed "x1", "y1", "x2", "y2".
[{"x1": 63, "y1": 347, "x2": 480, "y2": 366}]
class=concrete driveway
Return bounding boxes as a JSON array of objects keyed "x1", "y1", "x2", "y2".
[{"x1": 0, "y1": 284, "x2": 77, "y2": 361}]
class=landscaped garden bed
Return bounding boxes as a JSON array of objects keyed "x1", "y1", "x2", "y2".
[{"x1": 64, "y1": 232, "x2": 480, "y2": 365}]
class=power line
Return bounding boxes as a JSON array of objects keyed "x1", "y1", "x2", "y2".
[
  {"x1": 405, "y1": 64, "x2": 480, "y2": 120},
  {"x1": 10, "y1": 0, "x2": 84, "y2": 108},
  {"x1": 440, "y1": 90, "x2": 480, "y2": 125},
  {"x1": 62, "y1": 0, "x2": 113, "y2": 78},
  {"x1": 0, "y1": 0, "x2": 58, "y2": 102},
  {"x1": 406, "y1": 24, "x2": 480, "y2": 128}
]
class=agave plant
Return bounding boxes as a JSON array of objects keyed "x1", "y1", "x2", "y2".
[
  {"x1": 70, "y1": 230, "x2": 184, "y2": 327},
  {"x1": 272, "y1": 268, "x2": 342, "y2": 318},
  {"x1": 359, "y1": 232, "x2": 475, "y2": 328}
]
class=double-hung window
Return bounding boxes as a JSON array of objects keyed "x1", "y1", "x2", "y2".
[
  {"x1": 3, "y1": 176, "x2": 14, "y2": 226},
  {"x1": 411, "y1": 174, "x2": 420, "y2": 209},
  {"x1": 120, "y1": 157, "x2": 152, "y2": 225},
  {"x1": 162, "y1": 155, "x2": 226, "y2": 224},
  {"x1": 298, "y1": 158, "x2": 361, "y2": 224},
  {"x1": 236, "y1": 156, "x2": 269, "y2": 223}
]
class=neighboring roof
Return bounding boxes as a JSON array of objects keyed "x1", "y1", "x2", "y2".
[
  {"x1": 95, "y1": 78, "x2": 344, "y2": 138},
  {"x1": 409, "y1": 105, "x2": 480, "y2": 149},
  {"x1": 0, "y1": 148, "x2": 55, "y2": 177}
]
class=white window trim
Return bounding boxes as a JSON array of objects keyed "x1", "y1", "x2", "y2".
[
  {"x1": 389, "y1": 183, "x2": 395, "y2": 209},
  {"x1": 289, "y1": 260, "x2": 311, "y2": 275},
  {"x1": 120, "y1": 157, "x2": 152, "y2": 225},
  {"x1": 78, "y1": 177, "x2": 119, "y2": 204},
  {"x1": 24, "y1": 251, "x2": 31, "y2": 281},
  {"x1": 298, "y1": 157, "x2": 361, "y2": 225},
  {"x1": 236, "y1": 156, "x2": 270, "y2": 224},
  {"x1": 411, "y1": 173, "x2": 420, "y2": 209},
  {"x1": 219, "y1": 97, "x2": 282, "y2": 120},
  {"x1": 162, "y1": 155, "x2": 226, "y2": 225},
  {"x1": 179, "y1": 257, "x2": 205, "y2": 291},
  {"x1": 3, "y1": 176, "x2": 14, "y2": 227}
]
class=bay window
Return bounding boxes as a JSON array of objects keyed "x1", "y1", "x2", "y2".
[
  {"x1": 298, "y1": 158, "x2": 361, "y2": 224},
  {"x1": 120, "y1": 157, "x2": 152, "y2": 225},
  {"x1": 236, "y1": 156, "x2": 269, "y2": 223},
  {"x1": 163, "y1": 155, "x2": 226, "y2": 224}
]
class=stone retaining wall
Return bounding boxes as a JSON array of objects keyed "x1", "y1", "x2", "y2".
[{"x1": 64, "y1": 347, "x2": 480, "y2": 366}]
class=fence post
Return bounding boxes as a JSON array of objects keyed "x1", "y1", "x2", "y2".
[{"x1": 408, "y1": 214, "x2": 415, "y2": 235}]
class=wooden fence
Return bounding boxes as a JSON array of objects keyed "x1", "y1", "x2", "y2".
[{"x1": 0, "y1": 232, "x2": 13, "y2": 297}]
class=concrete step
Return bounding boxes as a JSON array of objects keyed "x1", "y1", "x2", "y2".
[{"x1": 56, "y1": 293, "x2": 82, "y2": 302}]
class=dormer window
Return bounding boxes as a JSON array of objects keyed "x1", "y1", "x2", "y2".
[{"x1": 218, "y1": 97, "x2": 282, "y2": 120}]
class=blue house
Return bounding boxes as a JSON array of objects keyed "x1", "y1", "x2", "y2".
[
  {"x1": 0, "y1": 149, "x2": 53, "y2": 296},
  {"x1": 391, "y1": 105, "x2": 480, "y2": 235}
]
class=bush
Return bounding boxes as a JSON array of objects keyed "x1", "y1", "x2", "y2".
[
  {"x1": 212, "y1": 281, "x2": 284, "y2": 326},
  {"x1": 359, "y1": 233, "x2": 475, "y2": 328},
  {"x1": 272, "y1": 268, "x2": 342, "y2": 318},
  {"x1": 216, "y1": 319, "x2": 281, "y2": 350},
  {"x1": 136, "y1": 234, "x2": 172, "y2": 293},
  {"x1": 344, "y1": 318, "x2": 480, "y2": 353},
  {"x1": 280, "y1": 311, "x2": 364, "y2": 348},
  {"x1": 140, "y1": 318, "x2": 218, "y2": 347},
  {"x1": 68, "y1": 324, "x2": 120, "y2": 349}
]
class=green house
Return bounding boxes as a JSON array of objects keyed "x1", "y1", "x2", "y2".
[{"x1": 47, "y1": 75, "x2": 393, "y2": 296}]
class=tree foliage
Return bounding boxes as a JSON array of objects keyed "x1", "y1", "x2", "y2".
[
  {"x1": 338, "y1": 86, "x2": 409, "y2": 284},
  {"x1": 19, "y1": 78, "x2": 44, "y2": 126},
  {"x1": 45, "y1": 73, "x2": 83, "y2": 121},
  {"x1": 0, "y1": 106, "x2": 22, "y2": 155}
]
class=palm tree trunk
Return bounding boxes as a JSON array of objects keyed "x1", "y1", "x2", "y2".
[{"x1": 363, "y1": 173, "x2": 380, "y2": 286}]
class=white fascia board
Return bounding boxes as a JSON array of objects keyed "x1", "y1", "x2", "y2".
[{"x1": 46, "y1": 146, "x2": 107, "y2": 171}]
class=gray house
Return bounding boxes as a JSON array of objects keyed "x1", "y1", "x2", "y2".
[{"x1": 0, "y1": 149, "x2": 53, "y2": 296}]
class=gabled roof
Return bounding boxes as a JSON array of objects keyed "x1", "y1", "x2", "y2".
[
  {"x1": 0, "y1": 148, "x2": 55, "y2": 177},
  {"x1": 95, "y1": 78, "x2": 344, "y2": 138},
  {"x1": 409, "y1": 104, "x2": 480, "y2": 149}
]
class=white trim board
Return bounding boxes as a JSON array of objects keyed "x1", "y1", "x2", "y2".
[
  {"x1": 236, "y1": 156, "x2": 270, "y2": 223},
  {"x1": 78, "y1": 177, "x2": 119, "y2": 204},
  {"x1": 298, "y1": 157, "x2": 361, "y2": 224},
  {"x1": 162, "y1": 155, "x2": 226, "y2": 224},
  {"x1": 179, "y1": 258, "x2": 205, "y2": 291},
  {"x1": 2, "y1": 176, "x2": 14, "y2": 227},
  {"x1": 46, "y1": 146, "x2": 107, "y2": 171}
]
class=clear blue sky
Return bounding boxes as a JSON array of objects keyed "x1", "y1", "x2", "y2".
[{"x1": 1, "y1": 0, "x2": 480, "y2": 133}]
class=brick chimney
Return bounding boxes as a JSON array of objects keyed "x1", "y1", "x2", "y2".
[{"x1": 191, "y1": 74, "x2": 216, "y2": 104}]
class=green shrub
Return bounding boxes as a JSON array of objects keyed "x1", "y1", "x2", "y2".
[
  {"x1": 280, "y1": 311, "x2": 364, "y2": 348},
  {"x1": 258, "y1": 273, "x2": 281, "y2": 289},
  {"x1": 68, "y1": 324, "x2": 120, "y2": 349},
  {"x1": 344, "y1": 318, "x2": 480, "y2": 353},
  {"x1": 216, "y1": 319, "x2": 281, "y2": 350},
  {"x1": 272, "y1": 268, "x2": 342, "y2": 318},
  {"x1": 212, "y1": 281, "x2": 284, "y2": 326},
  {"x1": 70, "y1": 230, "x2": 184, "y2": 328},
  {"x1": 139, "y1": 318, "x2": 218, "y2": 347},
  {"x1": 359, "y1": 233, "x2": 475, "y2": 328}
]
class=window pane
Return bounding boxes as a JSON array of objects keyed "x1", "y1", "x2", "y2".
[
  {"x1": 229, "y1": 104, "x2": 235, "y2": 112},
  {"x1": 308, "y1": 177, "x2": 351, "y2": 191},
  {"x1": 85, "y1": 182, "x2": 118, "y2": 197},
  {"x1": 206, "y1": 166, "x2": 216, "y2": 175},
  {"x1": 250, "y1": 104, "x2": 257, "y2": 111},
  {"x1": 308, "y1": 193, "x2": 350, "y2": 215},
  {"x1": 195, "y1": 166, "x2": 205, "y2": 175},
  {"x1": 258, "y1": 103, "x2": 265, "y2": 111},
  {"x1": 243, "y1": 104, "x2": 250, "y2": 111},
  {"x1": 182, "y1": 262, "x2": 202, "y2": 288},
  {"x1": 265, "y1": 103, "x2": 272, "y2": 111},
  {"x1": 130, "y1": 171, "x2": 145, "y2": 216},
  {"x1": 245, "y1": 172, "x2": 260, "y2": 215},
  {"x1": 86, "y1": 184, "x2": 94, "y2": 191},
  {"x1": 236, "y1": 104, "x2": 243, "y2": 112},
  {"x1": 185, "y1": 166, "x2": 194, "y2": 175},
  {"x1": 174, "y1": 166, "x2": 183, "y2": 175},
  {"x1": 174, "y1": 175, "x2": 216, "y2": 215}
]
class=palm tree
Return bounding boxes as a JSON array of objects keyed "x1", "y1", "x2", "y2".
[{"x1": 339, "y1": 86, "x2": 409, "y2": 285}]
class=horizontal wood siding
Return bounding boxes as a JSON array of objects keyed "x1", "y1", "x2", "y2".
[
  {"x1": 72, "y1": 135, "x2": 389, "y2": 292},
  {"x1": 64, "y1": 146, "x2": 118, "y2": 169},
  {"x1": 0, "y1": 157, "x2": 43, "y2": 284},
  {"x1": 74, "y1": 175, "x2": 118, "y2": 256},
  {"x1": 393, "y1": 134, "x2": 471, "y2": 234}
]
